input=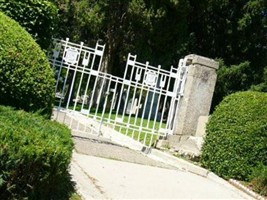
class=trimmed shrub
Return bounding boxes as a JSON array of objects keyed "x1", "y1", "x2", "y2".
[
  {"x1": 201, "y1": 91, "x2": 267, "y2": 181},
  {"x1": 0, "y1": 12, "x2": 55, "y2": 117},
  {"x1": 0, "y1": 0, "x2": 58, "y2": 49},
  {"x1": 0, "y1": 106, "x2": 74, "y2": 199}
]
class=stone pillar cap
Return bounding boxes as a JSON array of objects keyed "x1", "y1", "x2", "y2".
[{"x1": 185, "y1": 54, "x2": 219, "y2": 70}]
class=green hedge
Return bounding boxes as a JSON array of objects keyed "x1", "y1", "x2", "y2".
[
  {"x1": 0, "y1": 12, "x2": 55, "y2": 117},
  {"x1": 201, "y1": 91, "x2": 267, "y2": 181},
  {"x1": 0, "y1": 0, "x2": 58, "y2": 49},
  {"x1": 0, "y1": 106, "x2": 74, "y2": 199}
]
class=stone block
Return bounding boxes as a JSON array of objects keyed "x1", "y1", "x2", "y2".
[
  {"x1": 174, "y1": 136, "x2": 204, "y2": 157},
  {"x1": 155, "y1": 139, "x2": 170, "y2": 150},
  {"x1": 195, "y1": 116, "x2": 209, "y2": 137}
]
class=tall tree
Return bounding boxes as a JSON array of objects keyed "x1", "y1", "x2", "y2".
[
  {"x1": 144, "y1": 0, "x2": 190, "y2": 67},
  {"x1": 188, "y1": 0, "x2": 267, "y2": 109},
  {"x1": 188, "y1": 0, "x2": 267, "y2": 72},
  {"x1": 52, "y1": 0, "x2": 190, "y2": 75}
]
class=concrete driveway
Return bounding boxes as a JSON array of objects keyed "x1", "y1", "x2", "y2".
[{"x1": 70, "y1": 136, "x2": 253, "y2": 199}]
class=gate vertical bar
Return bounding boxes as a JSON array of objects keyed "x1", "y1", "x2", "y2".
[{"x1": 66, "y1": 42, "x2": 84, "y2": 109}]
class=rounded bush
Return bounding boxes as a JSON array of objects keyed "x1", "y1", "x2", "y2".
[
  {"x1": 201, "y1": 91, "x2": 267, "y2": 181},
  {"x1": 0, "y1": 106, "x2": 74, "y2": 199},
  {"x1": 0, "y1": 12, "x2": 55, "y2": 117},
  {"x1": 0, "y1": 0, "x2": 58, "y2": 49}
]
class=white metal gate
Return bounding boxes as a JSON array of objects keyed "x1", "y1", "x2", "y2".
[{"x1": 49, "y1": 38, "x2": 189, "y2": 147}]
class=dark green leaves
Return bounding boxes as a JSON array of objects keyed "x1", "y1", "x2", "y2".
[
  {"x1": 0, "y1": 12, "x2": 55, "y2": 117},
  {"x1": 0, "y1": 106, "x2": 74, "y2": 199},
  {"x1": 201, "y1": 91, "x2": 267, "y2": 181},
  {"x1": 0, "y1": 0, "x2": 58, "y2": 49}
]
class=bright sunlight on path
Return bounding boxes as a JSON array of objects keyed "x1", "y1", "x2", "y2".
[
  {"x1": 70, "y1": 135, "x2": 253, "y2": 199},
  {"x1": 71, "y1": 152, "x2": 253, "y2": 199}
]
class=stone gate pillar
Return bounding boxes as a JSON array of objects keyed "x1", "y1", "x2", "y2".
[{"x1": 167, "y1": 54, "x2": 219, "y2": 151}]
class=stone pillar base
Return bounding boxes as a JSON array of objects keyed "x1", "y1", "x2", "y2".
[
  {"x1": 156, "y1": 115, "x2": 210, "y2": 156},
  {"x1": 156, "y1": 135, "x2": 204, "y2": 157}
]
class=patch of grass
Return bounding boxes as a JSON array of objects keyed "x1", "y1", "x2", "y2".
[
  {"x1": 249, "y1": 163, "x2": 267, "y2": 197},
  {"x1": 94, "y1": 113, "x2": 166, "y2": 146},
  {"x1": 61, "y1": 103, "x2": 167, "y2": 146},
  {"x1": 173, "y1": 153, "x2": 201, "y2": 166},
  {"x1": 69, "y1": 192, "x2": 83, "y2": 200},
  {"x1": 238, "y1": 181, "x2": 267, "y2": 198}
]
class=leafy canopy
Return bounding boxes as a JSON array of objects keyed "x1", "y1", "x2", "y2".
[{"x1": 0, "y1": 0, "x2": 58, "y2": 49}]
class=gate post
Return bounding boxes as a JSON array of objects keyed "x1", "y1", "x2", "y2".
[{"x1": 167, "y1": 54, "x2": 219, "y2": 153}]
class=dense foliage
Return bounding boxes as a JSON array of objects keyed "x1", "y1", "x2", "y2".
[
  {"x1": 201, "y1": 91, "x2": 267, "y2": 181},
  {"x1": 0, "y1": 0, "x2": 58, "y2": 49},
  {"x1": 211, "y1": 61, "x2": 252, "y2": 109},
  {"x1": 189, "y1": 0, "x2": 267, "y2": 108},
  {"x1": 0, "y1": 12, "x2": 55, "y2": 117},
  {"x1": 189, "y1": 0, "x2": 267, "y2": 65},
  {"x1": 52, "y1": 0, "x2": 190, "y2": 75},
  {"x1": 0, "y1": 106, "x2": 74, "y2": 199}
]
